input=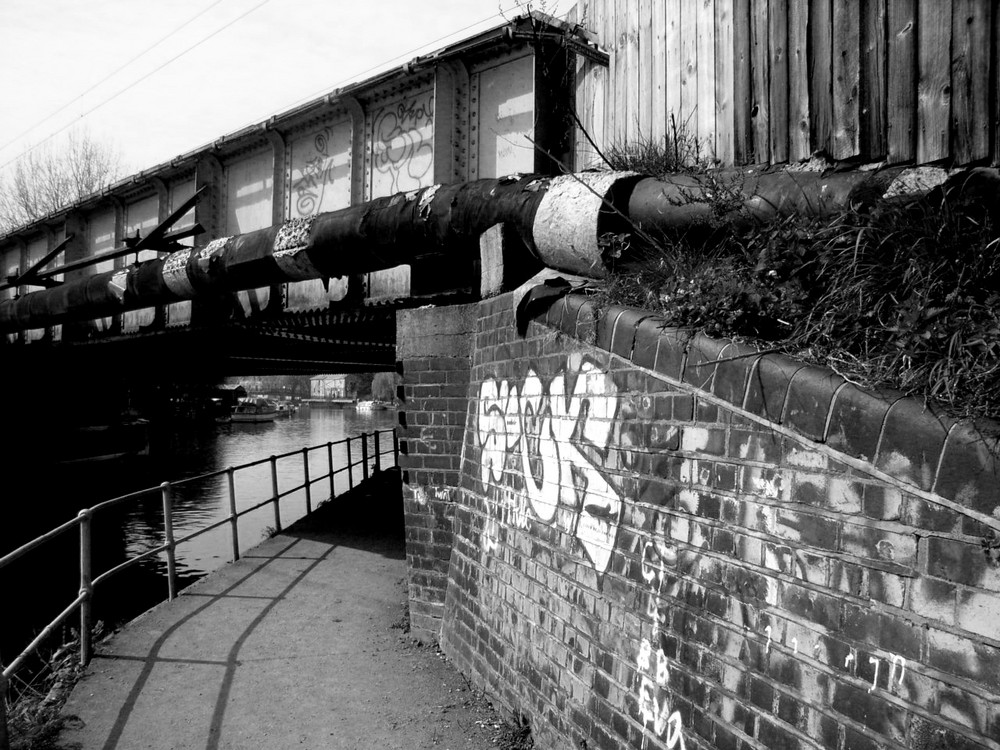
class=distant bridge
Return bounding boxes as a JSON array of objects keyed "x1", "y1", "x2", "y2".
[{"x1": 0, "y1": 12, "x2": 594, "y2": 377}]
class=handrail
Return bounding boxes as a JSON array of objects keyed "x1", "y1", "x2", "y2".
[{"x1": 0, "y1": 428, "x2": 398, "y2": 750}]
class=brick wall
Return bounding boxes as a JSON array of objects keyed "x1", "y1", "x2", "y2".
[
  {"x1": 399, "y1": 290, "x2": 1000, "y2": 749},
  {"x1": 396, "y1": 304, "x2": 476, "y2": 643}
]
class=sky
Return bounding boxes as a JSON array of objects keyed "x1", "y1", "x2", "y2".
[{"x1": 0, "y1": 0, "x2": 576, "y2": 178}]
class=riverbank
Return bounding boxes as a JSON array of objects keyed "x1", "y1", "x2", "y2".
[{"x1": 47, "y1": 470, "x2": 520, "y2": 750}]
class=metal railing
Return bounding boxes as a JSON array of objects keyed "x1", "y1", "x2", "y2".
[{"x1": 0, "y1": 429, "x2": 398, "y2": 750}]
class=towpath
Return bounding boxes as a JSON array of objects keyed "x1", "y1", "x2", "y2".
[{"x1": 57, "y1": 472, "x2": 502, "y2": 750}]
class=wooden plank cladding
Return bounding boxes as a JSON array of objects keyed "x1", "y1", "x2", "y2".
[{"x1": 573, "y1": 0, "x2": 1000, "y2": 167}]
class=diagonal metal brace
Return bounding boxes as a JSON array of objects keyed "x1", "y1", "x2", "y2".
[
  {"x1": 8, "y1": 187, "x2": 207, "y2": 288},
  {"x1": 1, "y1": 234, "x2": 75, "y2": 291}
]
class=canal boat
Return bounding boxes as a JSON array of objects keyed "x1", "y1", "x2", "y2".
[
  {"x1": 356, "y1": 400, "x2": 391, "y2": 412},
  {"x1": 55, "y1": 418, "x2": 151, "y2": 466},
  {"x1": 230, "y1": 397, "x2": 280, "y2": 423}
]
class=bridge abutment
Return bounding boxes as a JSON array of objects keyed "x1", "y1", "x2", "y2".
[
  {"x1": 396, "y1": 303, "x2": 476, "y2": 644},
  {"x1": 396, "y1": 283, "x2": 1000, "y2": 750}
]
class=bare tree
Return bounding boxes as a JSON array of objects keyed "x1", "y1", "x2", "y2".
[
  {"x1": 0, "y1": 129, "x2": 126, "y2": 233},
  {"x1": 372, "y1": 372, "x2": 399, "y2": 403}
]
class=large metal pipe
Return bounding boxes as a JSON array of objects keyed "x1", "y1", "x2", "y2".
[{"x1": 0, "y1": 166, "x2": 914, "y2": 334}]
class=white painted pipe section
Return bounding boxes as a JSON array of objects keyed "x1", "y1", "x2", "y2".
[{"x1": 530, "y1": 172, "x2": 639, "y2": 278}]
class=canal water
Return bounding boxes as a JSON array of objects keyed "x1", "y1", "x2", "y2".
[{"x1": 0, "y1": 405, "x2": 398, "y2": 668}]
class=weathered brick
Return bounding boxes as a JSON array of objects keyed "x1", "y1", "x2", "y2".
[
  {"x1": 730, "y1": 426, "x2": 783, "y2": 464},
  {"x1": 574, "y1": 298, "x2": 599, "y2": 343},
  {"x1": 681, "y1": 331, "x2": 730, "y2": 391},
  {"x1": 750, "y1": 676, "x2": 776, "y2": 711},
  {"x1": 815, "y1": 712, "x2": 840, "y2": 750},
  {"x1": 937, "y1": 683, "x2": 994, "y2": 737},
  {"x1": 756, "y1": 717, "x2": 804, "y2": 750},
  {"x1": 594, "y1": 305, "x2": 626, "y2": 352},
  {"x1": 609, "y1": 307, "x2": 653, "y2": 359},
  {"x1": 860, "y1": 485, "x2": 904, "y2": 521},
  {"x1": 825, "y1": 384, "x2": 902, "y2": 462},
  {"x1": 831, "y1": 680, "x2": 906, "y2": 742},
  {"x1": 842, "y1": 725, "x2": 880, "y2": 750},
  {"x1": 866, "y1": 569, "x2": 907, "y2": 608},
  {"x1": 783, "y1": 365, "x2": 845, "y2": 442},
  {"x1": 933, "y1": 420, "x2": 1000, "y2": 519},
  {"x1": 781, "y1": 583, "x2": 841, "y2": 630},
  {"x1": 875, "y1": 398, "x2": 953, "y2": 492},
  {"x1": 744, "y1": 353, "x2": 806, "y2": 424},
  {"x1": 630, "y1": 314, "x2": 668, "y2": 370},
  {"x1": 840, "y1": 523, "x2": 917, "y2": 570},
  {"x1": 926, "y1": 536, "x2": 997, "y2": 588},
  {"x1": 904, "y1": 497, "x2": 960, "y2": 532},
  {"x1": 927, "y1": 627, "x2": 1000, "y2": 690},
  {"x1": 712, "y1": 342, "x2": 761, "y2": 408},
  {"x1": 909, "y1": 577, "x2": 957, "y2": 625},
  {"x1": 956, "y1": 588, "x2": 1000, "y2": 640}
]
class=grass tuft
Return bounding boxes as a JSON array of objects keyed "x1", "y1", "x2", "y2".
[{"x1": 599, "y1": 151, "x2": 1000, "y2": 421}]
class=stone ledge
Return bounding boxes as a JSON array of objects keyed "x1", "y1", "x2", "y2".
[{"x1": 531, "y1": 293, "x2": 1000, "y2": 527}]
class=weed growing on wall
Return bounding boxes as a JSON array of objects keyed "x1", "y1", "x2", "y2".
[
  {"x1": 601, "y1": 115, "x2": 705, "y2": 174},
  {"x1": 601, "y1": 148, "x2": 1000, "y2": 420}
]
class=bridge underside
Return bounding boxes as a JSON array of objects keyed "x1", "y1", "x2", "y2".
[{"x1": 3, "y1": 306, "x2": 399, "y2": 381}]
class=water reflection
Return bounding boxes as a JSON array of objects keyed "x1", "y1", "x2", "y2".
[
  {"x1": 132, "y1": 407, "x2": 398, "y2": 577},
  {"x1": 0, "y1": 406, "x2": 398, "y2": 657}
]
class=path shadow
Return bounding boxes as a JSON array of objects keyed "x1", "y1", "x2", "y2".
[
  {"x1": 281, "y1": 466, "x2": 405, "y2": 559},
  {"x1": 59, "y1": 467, "x2": 406, "y2": 750}
]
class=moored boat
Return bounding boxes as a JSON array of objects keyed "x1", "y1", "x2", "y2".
[
  {"x1": 230, "y1": 397, "x2": 279, "y2": 423},
  {"x1": 356, "y1": 400, "x2": 391, "y2": 412}
]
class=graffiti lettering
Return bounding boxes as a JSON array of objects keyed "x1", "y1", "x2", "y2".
[
  {"x1": 889, "y1": 655, "x2": 906, "y2": 686},
  {"x1": 664, "y1": 712, "x2": 686, "y2": 750},
  {"x1": 476, "y1": 358, "x2": 624, "y2": 574},
  {"x1": 372, "y1": 91, "x2": 434, "y2": 195},
  {"x1": 293, "y1": 126, "x2": 335, "y2": 216},
  {"x1": 636, "y1": 637, "x2": 683, "y2": 744},
  {"x1": 868, "y1": 656, "x2": 881, "y2": 693}
]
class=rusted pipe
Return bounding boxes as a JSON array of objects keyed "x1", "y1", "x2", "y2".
[{"x1": 0, "y1": 166, "x2": 924, "y2": 334}]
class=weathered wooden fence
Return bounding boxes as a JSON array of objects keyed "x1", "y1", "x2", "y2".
[{"x1": 570, "y1": 0, "x2": 995, "y2": 168}]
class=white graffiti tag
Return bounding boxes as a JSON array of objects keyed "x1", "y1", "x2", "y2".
[{"x1": 476, "y1": 358, "x2": 623, "y2": 574}]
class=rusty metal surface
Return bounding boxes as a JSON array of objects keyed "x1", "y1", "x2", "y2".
[{"x1": 0, "y1": 166, "x2": 948, "y2": 335}]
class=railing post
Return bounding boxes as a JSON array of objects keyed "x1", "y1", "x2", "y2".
[
  {"x1": 78, "y1": 509, "x2": 93, "y2": 666},
  {"x1": 302, "y1": 447, "x2": 312, "y2": 514},
  {"x1": 327, "y1": 441, "x2": 335, "y2": 499},
  {"x1": 393, "y1": 429, "x2": 399, "y2": 466},
  {"x1": 270, "y1": 455, "x2": 282, "y2": 532},
  {"x1": 0, "y1": 672, "x2": 9, "y2": 750},
  {"x1": 227, "y1": 467, "x2": 240, "y2": 562},
  {"x1": 160, "y1": 482, "x2": 177, "y2": 601},
  {"x1": 346, "y1": 439, "x2": 354, "y2": 489},
  {"x1": 361, "y1": 432, "x2": 369, "y2": 481},
  {"x1": 374, "y1": 431, "x2": 381, "y2": 473}
]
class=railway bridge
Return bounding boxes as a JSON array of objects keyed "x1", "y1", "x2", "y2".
[{"x1": 2, "y1": 10, "x2": 999, "y2": 750}]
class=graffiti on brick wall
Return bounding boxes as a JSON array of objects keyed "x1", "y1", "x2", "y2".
[
  {"x1": 371, "y1": 90, "x2": 434, "y2": 195},
  {"x1": 630, "y1": 467, "x2": 916, "y2": 745},
  {"x1": 293, "y1": 126, "x2": 336, "y2": 216},
  {"x1": 476, "y1": 355, "x2": 627, "y2": 575}
]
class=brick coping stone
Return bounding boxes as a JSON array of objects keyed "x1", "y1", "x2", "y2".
[{"x1": 538, "y1": 292, "x2": 1000, "y2": 535}]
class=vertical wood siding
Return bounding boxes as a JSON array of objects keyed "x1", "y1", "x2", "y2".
[{"x1": 574, "y1": 0, "x2": 1000, "y2": 167}]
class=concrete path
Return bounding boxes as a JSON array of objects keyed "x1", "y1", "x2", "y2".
[{"x1": 58, "y1": 476, "x2": 500, "y2": 750}]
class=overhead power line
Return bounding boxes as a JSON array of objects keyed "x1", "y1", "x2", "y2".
[
  {"x1": 0, "y1": 0, "x2": 229, "y2": 155},
  {"x1": 260, "y1": 10, "x2": 507, "y2": 119},
  {"x1": 210, "y1": 1, "x2": 545, "y2": 146},
  {"x1": 0, "y1": 0, "x2": 275, "y2": 173},
  {"x1": 0, "y1": 0, "x2": 560, "y2": 176}
]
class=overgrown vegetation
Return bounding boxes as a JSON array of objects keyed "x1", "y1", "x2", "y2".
[
  {"x1": 3, "y1": 632, "x2": 90, "y2": 750},
  {"x1": 494, "y1": 714, "x2": 534, "y2": 750},
  {"x1": 598, "y1": 137, "x2": 1000, "y2": 421}
]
